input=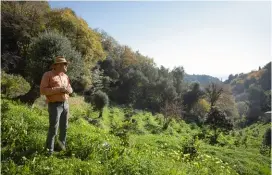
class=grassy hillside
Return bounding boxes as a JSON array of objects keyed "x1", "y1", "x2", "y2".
[{"x1": 1, "y1": 96, "x2": 271, "y2": 175}]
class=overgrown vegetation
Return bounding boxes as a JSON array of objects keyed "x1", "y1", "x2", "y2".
[
  {"x1": 1, "y1": 71, "x2": 31, "y2": 99},
  {"x1": 1, "y1": 97, "x2": 271, "y2": 174},
  {"x1": 224, "y1": 62, "x2": 271, "y2": 126}
]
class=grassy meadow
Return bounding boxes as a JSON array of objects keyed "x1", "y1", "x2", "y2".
[{"x1": 1, "y1": 96, "x2": 270, "y2": 175}]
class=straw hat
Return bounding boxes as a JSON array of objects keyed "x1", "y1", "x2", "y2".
[{"x1": 50, "y1": 56, "x2": 69, "y2": 69}]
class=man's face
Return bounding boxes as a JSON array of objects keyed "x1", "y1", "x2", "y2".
[{"x1": 55, "y1": 63, "x2": 68, "y2": 73}]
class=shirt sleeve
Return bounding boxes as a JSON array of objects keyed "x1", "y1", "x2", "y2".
[
  {"x1": 66, "y1": 77, "x2": 73, "y2": 94},
  {"x1": 40, "y1": 72, "x2": 60, "y2": 96}
]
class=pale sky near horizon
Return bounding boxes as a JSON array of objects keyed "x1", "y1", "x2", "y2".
[{"x1": 49, "y1": 1, "x2": 271, "y2": 80}]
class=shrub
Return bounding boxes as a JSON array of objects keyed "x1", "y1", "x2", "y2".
[
  {"x1": 260, "y1": 127, "x2": 271, "y2": 156},
  {"x1": 26, "y1": 31, "x2": 84, "y2": 85},
  {"x1": 92, "y1": 91, "x2": 109, "y2": 109},
  {"x1": 1, "y1": 100, "x2": 47, "y2": 163},
  {"x1": 262, "y1": 127, "x2": 271, "y2": 147},
  {"x1": 85, "y1": 90, "x2": 109, "y2": 118},
  {"x1": 182, "y1": 137, "x2": 199, "y2": 160},
  {"x1": 19, "y1": 31, "x2": 84, "y2": 104},
  {"x1": 1, "y1": 71, "x2": 31, "y2": 98},
  {"x1": 205, "y1": 107, "x2": 233, "y2": 144}
]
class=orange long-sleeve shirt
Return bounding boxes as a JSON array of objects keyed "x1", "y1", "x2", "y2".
[{"x1": 40, "y1": 71, "x2": 73, "y2": 103}]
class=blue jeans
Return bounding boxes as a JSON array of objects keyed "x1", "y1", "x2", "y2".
[{"x1": 46, "y1": 101, "x2": 69, "y2": 153}]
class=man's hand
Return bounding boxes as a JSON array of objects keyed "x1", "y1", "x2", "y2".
[{"x1": 60, "y1": 87, "x2": 70, "y2": 94}]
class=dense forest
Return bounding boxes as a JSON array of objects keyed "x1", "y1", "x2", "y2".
[{"x1": 1, "y1": 2, "x2": 271, "y2": 175}]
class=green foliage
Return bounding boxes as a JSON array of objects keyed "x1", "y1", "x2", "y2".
[
  {"x1": 204, "y1": 83, "x2": 240, "y2": 125},
  {"x1": 85, "y1": 90, "x2": 109, "y2": 118},
  {"x1": 183, "y1": 82, "x2": 204, "y2": 112},
  {"x1": 1, "y1": 71, "x2": 31, "y2": 98},
  {"x1": 171, "y1": 66, "x2": 185, "y2": 94},
  {"x1": 216, "y1": 86, "x2": 240, "y2": 122},
  {"x1": 96, "y1": 29, "x2": 120, "y2": 56},
  {"x1": 246, "y1": 85, "x2": 266, "y2": 124},
  {"x1": 205, "y1": 82, "x2": 223, "y2": 107},
  {"x1": 201, "y1": 145, "x2": 270, "y2": 175},
  {"x1": 184, "y1": 74, "x2": 221, "y2": 85},
  {"x1": 259, "y1": 62, "x2": 271, "y2": 91},
  {"x1": 260, "y1": 127, "x2": 271, "y2": 156},
  {"x1": 224, "y1": 74, "x2": 237, "y2": 84},
  {"x1": 92, "y1": 91, "x2": 109, "y2": 110},
  {"x1": 160, "y1": 100, "x2": 183, "y2": 130},
  {"x1": 236, "y1": 101, "x2": 249, "y2": 117},
  {"x1": 1, "y1": 100, "x2": 48, "y2": 163},
  {"x1": 17, "y1": 31, "x2": 84, "y2": 104},
  {"x1": 26, "y1": 31, "x2": 83, "y2": 85},
  {"x1": 225, "y1": 62, "x2": 271, "y2": 126},
  {"x1": 262, "y1": 90, "x2": 271, "y2": 112},
  {"x1": 205, "y1": 107, "x2": 233, "y2": 144},
  {"x1": 97, "y1": 38, "x2": 185, "y2": 114},
  {"x1": 182, "y1": 137, "x2": 199, "y2": 160},
  {"x1": 1, "y1": 1, "x2": 50, "y2": 74},
  {"x1": 1, "y1": 98, "x2": 271, "y2": 175},
  {"x1": 191, "y1": 99, "x2": 210, "y2": 124},
  {"x1": 1, "y1": 1, "x2": 271, "y2": 173},
  {"x1": 90, "y1": 68, "x2": 112, "y2": 94},
  {"x1": 46, "y1": 8, "x2": 106, "y2": 74}
]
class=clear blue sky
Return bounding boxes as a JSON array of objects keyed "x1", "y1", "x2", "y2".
[{"x1": 49, "y1": 1, "x2": 271, "y2": 80}]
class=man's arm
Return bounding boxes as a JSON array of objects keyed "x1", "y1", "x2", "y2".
[
  {"x1": 40, "y1": 72, "x2": 61, "y2": 96},
  {"x1": 66, "y1": 77, "x2": 73, "y2": 94}
]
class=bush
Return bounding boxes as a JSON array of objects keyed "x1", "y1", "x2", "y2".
[
  {"x1": 92, "y1": 91, "x2": 109, "y2": 110},
  {"x1": 1, "y1": 53, "x2": 23, "y2": 75},
  {"x1": 16, "y1": 31, "x2": 85, "y2": 104},
  {"x1": 1, "y1": 71, "x2": 31, "y2": 98},
  {"x1": 85, "y1": 90, "x2": 109, "y2": 118},
  {"x1": 205, "y1": 107, "x2": 233, "y2": 144},
  {"x1": 25, "y1": 31, "x2": 84, "y2": 85},
  {"x1": 182, "y1": 137, "x2": 199, "y2": 160},
  {"x1": 262, "y1": 127, "x2": 271, "y2": 147},
  {"x1": 1, "y1": 100, "x2": 47, "y2": 163},
  {"x1": 260, "y1": 127, "x2": 271, "y2": 156}
]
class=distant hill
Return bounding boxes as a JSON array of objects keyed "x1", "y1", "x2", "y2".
[
  {"x1": 184, "y1": 74, "x2": 221, "y2": 85},
  {"x1": 223, "y1": 62, "x2": 271, "y2": 125},
  {"x1": 224, "y1": 62, "x2": 271, "y2": 100}
]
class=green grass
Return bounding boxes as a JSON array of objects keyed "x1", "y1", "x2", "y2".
[
  {"x1": 200, "y1": 144, "x2": 270, "y2": 175},
  {"x1": 1, "y1": 97, "x2": 270, "y2": 175}
]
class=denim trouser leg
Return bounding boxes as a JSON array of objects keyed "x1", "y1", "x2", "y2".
[
  {"x1": 46, "y1": 102, "x2": 69, "y2": 153},
  {"x1": 59, "y1": 103, "x2": 68, "y2": 146}
]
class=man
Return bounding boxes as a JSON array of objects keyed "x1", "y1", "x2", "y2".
[{"x1": 40, "y1": 56, "x2": 73, "y2": 155}]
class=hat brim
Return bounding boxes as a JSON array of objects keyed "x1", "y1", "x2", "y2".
[{"x1": 50, "y1": 61, "x2": 70, "y2": 69}]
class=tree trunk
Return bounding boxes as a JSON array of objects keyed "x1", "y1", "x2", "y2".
[{"x1": 15, "y1": 85, "x2": 40, "y2": 105}]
